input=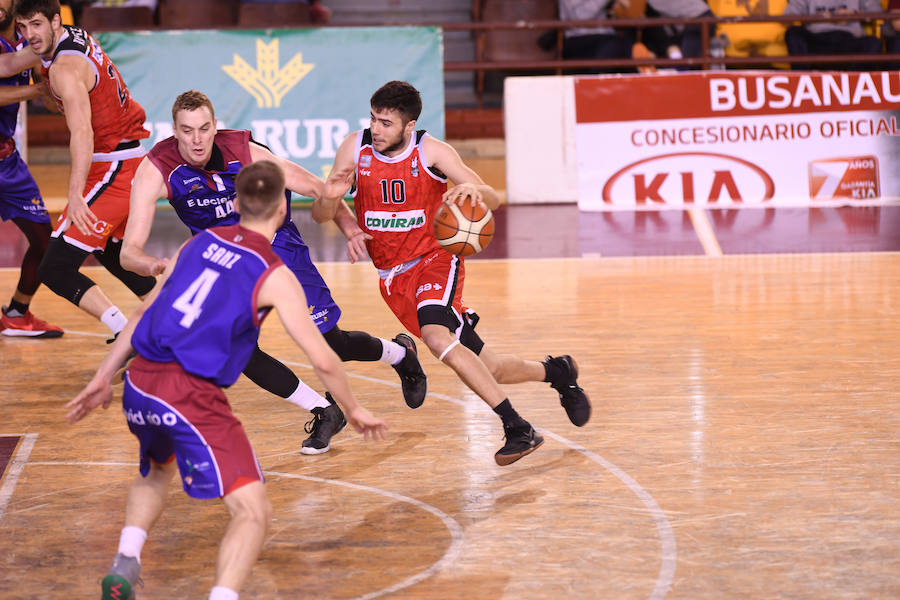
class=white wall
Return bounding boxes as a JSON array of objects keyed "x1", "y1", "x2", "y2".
[{"x1": 504, "y1": 76, "x2": 577, "y2": 204}]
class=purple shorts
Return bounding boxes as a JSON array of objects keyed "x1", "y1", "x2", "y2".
[
  {"x1": 122, "y1": 356, "x2": 264, "y2": 500},
  {"x1": 0, "y1": 151, "x2": 48, "y2": 223}
]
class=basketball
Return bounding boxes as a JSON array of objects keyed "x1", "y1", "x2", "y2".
[{"x1": 433, "y1": 201, "x2": 495, "y2": 256}]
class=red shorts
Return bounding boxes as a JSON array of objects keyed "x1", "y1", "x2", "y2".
[
  {"x1": 379, "y1": 249, "x2": 470, "y2": 338},
  {"x1": 123, "y1": 356, "x2": 264, "y2": 500},
  {"x1": 52, "y1": 155, "x2": 142, "y2": 252}
]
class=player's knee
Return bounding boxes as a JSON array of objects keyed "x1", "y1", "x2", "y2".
[
  {"x1": 322, "y1": 326, "x2": 351, "y2": 360},
  {"x1": 38, "y1": 240, "x2": 94, "y2": 303},
  {"x1": 420, "y1": 325, "x2": 452, "y2": 358}
]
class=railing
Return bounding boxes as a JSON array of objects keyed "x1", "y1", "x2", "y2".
[{"x1": 427, "y1": 12, "x2": 900, "y2": 108}]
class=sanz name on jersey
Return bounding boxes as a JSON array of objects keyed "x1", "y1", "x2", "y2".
[{"x1": 201, "y1": 242, "x2": 242, "y2": 269}]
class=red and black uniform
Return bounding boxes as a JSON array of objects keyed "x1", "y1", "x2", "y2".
[{"x1": 42, "y1": 25, "x2": 148, "y2": 251}]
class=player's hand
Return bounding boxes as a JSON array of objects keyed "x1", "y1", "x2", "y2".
[
  {"x1": 35, "y1": 81, "x2": 61, "y2": 113},
  {"x1": 67, "y1": 196, "x2": 99, "y2": 236},
  {"x1": 346, "y1": 407, "x2": 388, "y2": 441},
  {"x1": 324, "y1": 166, "x2": 355, "y2": 201},
  {"x1": 65, "y1": 374, "x2": 113, "y2": 424},
  {"x1": 442, "y1": 183, "x2": 484, "y2": 209},
  {"x1": 346, "y1": 231, "x2": 371, "y2": 264},
  {"x1": 150, "y1": 257, "x2": 170, "y2": 276}
]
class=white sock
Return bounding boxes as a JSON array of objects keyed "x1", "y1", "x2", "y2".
[
  {"x1": 381, "y1": 338, "x2": 407, "y2": 366},
  {"x1": 100, "y1": 306, "x2": 128, "y2": 335},
  {"x1": 209, "y1": 586, "x2": 238, "y2": 600},
  {"x1": 117, "y1": 526, "x2": 147, "y2": 562},
  {"x1": 286, "y1": 381, "x2": 330, "y2": 410}
]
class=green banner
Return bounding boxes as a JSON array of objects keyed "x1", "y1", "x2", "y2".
[{"x1": 95, "y1": 27, "x2": 445, "y2": 182}]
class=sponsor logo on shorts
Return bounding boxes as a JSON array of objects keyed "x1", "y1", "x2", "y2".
[{"x1": 125, "y1": 407, "x2": 178, "y2": 427}]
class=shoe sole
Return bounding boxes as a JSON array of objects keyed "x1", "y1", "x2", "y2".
[
  {"x1": 494, "y1": 436, "x2": 545, "y2": 466},
  {"x1": 1, "y1": 328, "x2": 63, "y2": 338},
  {"x1": 101, "y1": 574, "x2": 135, "y2": 600}
]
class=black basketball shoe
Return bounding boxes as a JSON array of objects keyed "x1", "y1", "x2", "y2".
[
  {"x1": 301, "y1": 393, "x2": 347, "y2": 455},
  {"x1": 494, "y1": 422, "x2": 544, "y2": 466},
  {"x1": 391, "y1": 333, "x2": 427, "y2": 408},
  {"x1": 544, "y1": 355, "x2": 591, "y2": 427}
]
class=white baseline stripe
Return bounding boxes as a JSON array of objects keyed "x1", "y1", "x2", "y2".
[{"x1": 0, "y1": 433, "x2": 38, "y2": 522}]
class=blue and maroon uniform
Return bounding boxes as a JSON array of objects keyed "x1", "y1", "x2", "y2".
[
  {"x1": 124, "y1": 224, "x2": 282, "y2": 499},
  {"x1": 146, "y1": 129, "x2": 341, "y2": 332},
  {"x1": 0, "y1": 33, "x2": 48, "y2": 224}
]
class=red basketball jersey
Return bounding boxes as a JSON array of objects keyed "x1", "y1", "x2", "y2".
[
  {"x1": 351, "y1": 129, "x2": 448, "y2": 270},
  {"x1": 41, "y1": 25, "x2": 148, "y2": 154}
]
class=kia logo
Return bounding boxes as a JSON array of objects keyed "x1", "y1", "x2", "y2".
[{"x1": 602, "y1": 152, "x2": 776, "y2": 206}]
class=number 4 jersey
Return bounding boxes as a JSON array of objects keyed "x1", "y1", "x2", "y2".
[{"x1": 131, "y1": 224, "x2": 284, "y2": 387}]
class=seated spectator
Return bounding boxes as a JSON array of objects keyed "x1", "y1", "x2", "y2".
[
  {"x1": 642, "y1": 0, "x2": 715, "y2": 67},
  {"x1": 782, "y1": 0, "x2": 882, "y2": 70},
  {"x1": 558, "y1": 0, "x2": 638, "y2": 73}
]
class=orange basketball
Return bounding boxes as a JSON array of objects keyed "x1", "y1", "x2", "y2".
[{"x1": 433, "y1": 201, "x2": 495, "y2": 256}]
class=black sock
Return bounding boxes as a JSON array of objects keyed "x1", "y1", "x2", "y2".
[
  {"x1": 5, "y1": 299, "x2": 28, "y2": 316},
  {"x1": 542, "y1": 357, "x2": 564, "y2": 383},
  {"x1": 493, "y1": 399, "x2": 527, "y2": 428}
]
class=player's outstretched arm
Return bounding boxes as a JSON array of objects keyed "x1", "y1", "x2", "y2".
[
  {"x1": 249, "y1": 141, "x2": 324, "y2": 200},
  {"x1": 0, "y1": 82, "x2": 44, "y2": 106},
  {"x1": 49, "y1": 55, "x2": 97, "y2": 236},
  {"x1": 260, "y1": 266, "x2": 387, "y2": 440},
  {"x1": 315, "y1": 133, "x2": 357, "y2": 224},
  {"x1": 0, "y1": 46, "x2": 40, "y2": 78},
  {"x1": 122, "y1": 157, "x2": 171, "y2": 276},
  {"x1": 424, "y1": 137, "x2": 501, "y2": 211},
  {"x1": 66, "y1": 248, "x2": 176, "y2": 424}
]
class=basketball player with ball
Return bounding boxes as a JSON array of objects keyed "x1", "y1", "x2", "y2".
[{"x1": 317, "y1": 80, "x2": 591, "y2": 466}]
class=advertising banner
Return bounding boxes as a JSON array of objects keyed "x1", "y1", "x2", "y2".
[
  {"x1": 574, "y1": 72, "x2": 900, "y2": 211},
  {"x1": 96, "y1": 27, "x2": 444, "y2": 184}
]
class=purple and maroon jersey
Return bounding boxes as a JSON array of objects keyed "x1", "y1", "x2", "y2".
[
  {"x1": 131, "y1": 224, "x2": 283, "y2": 387},
  {"x1": 0, "y1": 33, "x2": 30, "y2": 140},
  {"x1": 147, "y1": 129, "x2": 290, "y2": 233}
]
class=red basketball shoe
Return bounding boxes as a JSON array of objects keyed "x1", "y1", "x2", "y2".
[{"x1": 1, "y1": 306, "x2": 64, "y2": 338}]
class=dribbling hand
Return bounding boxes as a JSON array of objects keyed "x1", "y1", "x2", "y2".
[{"x1": 442, "y1": 183, "x2": 484, "y2": 209}]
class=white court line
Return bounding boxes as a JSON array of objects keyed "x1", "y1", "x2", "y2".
[
  {"x1": 33, "y1": 346, "x2": 677, "y2": 598},
  {"x1": 267, "y1": 471, "x2": 464, "y2": 600},
  {"x1": 688, "y1": 208, "x2": 723, "y2": 257},
  {"x1": 0, "y1": 433, "x2": 38, "y2": 522},
  {"x1": 279, "y1": 359, "x2": 677, "y2": 599}
]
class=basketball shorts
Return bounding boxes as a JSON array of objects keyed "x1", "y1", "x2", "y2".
[
  {"x1": 52, "y1": 155, "x2": 143, "y2": 252},
  {"x1": 0, "y1": 151, "x2": 49, "y2": 223},
  {"x1": 378, "y1": 249, "x2": 470, "y2": 338},
  {"x1": 123, "y1": 355, "x2": 264, "y2": 500},
  {"x1": 272, "y1": 221, "x2": 341, "y2": 333}
]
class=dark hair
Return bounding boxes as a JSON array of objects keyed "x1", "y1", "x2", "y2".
[
  {"x1": 370, "y1": 80, "x2": 422, "y2": 124},
  {"x1": 235, "y1": 161, "x2": 284, "y2": 221},
  {"x1": 172, "y1": 90, "x2": 215, "y2": 123},
  {"x1": 12, "y1": 0, "x2": 60, "y2": 21}
]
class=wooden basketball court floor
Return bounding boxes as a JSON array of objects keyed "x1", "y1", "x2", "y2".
[{"x1": 0, "y1": 204, "x2": 898, "y2": 599}]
